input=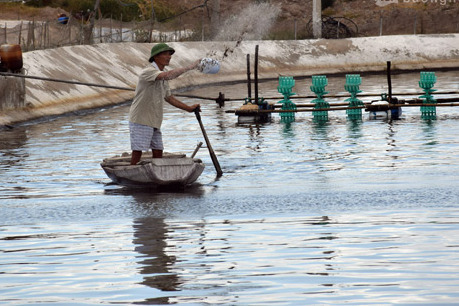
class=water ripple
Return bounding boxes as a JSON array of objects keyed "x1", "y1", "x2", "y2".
[{"x1": 0, "y1": 71, "x2": 458, "y2": 304}]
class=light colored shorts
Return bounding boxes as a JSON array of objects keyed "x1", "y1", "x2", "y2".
[{"x1": 129, "y1": 122, "x2": 164, "y2": 151}]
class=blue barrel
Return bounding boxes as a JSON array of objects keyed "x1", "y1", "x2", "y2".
[{"x1": 58, "y1": 15, "x2": 69, "y2": 25}]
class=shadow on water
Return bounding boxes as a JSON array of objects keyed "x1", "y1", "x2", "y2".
[{"x1": 103, "y1": 183, "x2": 206, "y2": 203}]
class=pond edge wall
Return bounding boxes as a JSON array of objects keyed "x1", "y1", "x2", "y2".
[{"x1": 1, "y1": 34, "x2": 458, "y2": 126}]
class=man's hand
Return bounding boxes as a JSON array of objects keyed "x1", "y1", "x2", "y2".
[
  {"x1": 188, "y1": 60, "x2": 200, "y2": 71},
  {"x1": 188, "y1": 104, "x2": 200, "y2": 112}
]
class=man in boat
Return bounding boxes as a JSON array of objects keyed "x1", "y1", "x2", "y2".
[{"x1": 129, "y1": 43, "x2": 200, "y2": 165}]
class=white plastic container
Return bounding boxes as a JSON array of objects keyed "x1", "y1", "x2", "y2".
[
  {"x1": 368, "y1": 101, "x2": 402, "y2": 120},
  {"x1": 198, "y1": 58, "x2": 220, "y2": 74}
]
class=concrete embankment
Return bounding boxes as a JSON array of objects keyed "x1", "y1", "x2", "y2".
[{"x1": 1, "y1": 34, "x2": 458, "y2": 125}]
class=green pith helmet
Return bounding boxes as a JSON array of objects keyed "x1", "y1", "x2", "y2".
[{"x1": 148, "y1": 43, "x2": 175, "y2": 62}]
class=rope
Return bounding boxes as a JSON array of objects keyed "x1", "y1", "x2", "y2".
[{"x1": 0, "y1": 72, "x2": 135, "y2": 91}]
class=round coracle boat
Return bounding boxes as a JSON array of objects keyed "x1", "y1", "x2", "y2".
[{"x1": 101, "y1": 152, "x2": 205, "y2": 188}]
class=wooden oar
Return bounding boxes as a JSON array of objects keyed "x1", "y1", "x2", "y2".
[{"x1": 194, "y1": 108, "x2": 223, "y2": 177}]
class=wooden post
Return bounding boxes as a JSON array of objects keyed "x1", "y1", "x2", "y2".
[
  {"x1": 18, "y1": 21, "x2": 22, "y2": 45},
  {"x1": 41, "y1": 22, "x2": 45, "y2": 49},
  {"x1": 254, "y1": 45, "x2": 259, "y2": 105},
  {"x1": 294, "y1": 19, "x2": 297, "y2": 40},
  {"x1": 337, "y1": 20, "x2": 341, "y2": 39},
  {"x1": 201, "y1": 6, "x2": 205, "y2": 41},
  {"x1": 46, "y1": 22, "x2": 49, "y2": 48},
  {"x1": 110, "y1": 15, "x2": 113, "y2": 42},
  {"x1": 149, "y1": 0, "x2": 156, "y2": 43},
  {"x1": 131, "y1": 21, "x2": 134, "y2": 42},
  {"x1": 179, "y1": 16, "x2": 182, "y2": 40},
  {"x1": 26, "y1": 21, "x2": 32, "y2": 51},
  {"x1": 312, "y1": 0, "x2": 322, "y2": 39},
  {"x1": 120, "y1": 14, "x2": 123, "y2": 42},
  {"x1": 32, "y1": 20, "x2": 36, "y2": 50},
  {"x1": 80, "y1": 22, "x2": 83, "y2": 45},
  {"x1": 246, "y1": 54, "x2": 251, "y2": 102},
  {"x1": 387, "y1": 61, "x2": 392, "y2": 102},
  {"x1": 99, "y1": 19, "x2": 102, "y2": 43},
  {"x1": 68, "y1": 19, "x2": 72, "y2": 45}
]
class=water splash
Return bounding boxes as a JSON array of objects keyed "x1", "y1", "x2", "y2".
[
  {"x1": 214, "y1": 3, "x2": 280, "y2": 41},
  {"x1": 208, "y1": 3, "x2": 281, "y2": 60}
]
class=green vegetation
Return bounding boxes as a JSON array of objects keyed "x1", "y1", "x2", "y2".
[{"x1": 322, "y1": 0, "x2": 335, "y2": 10}]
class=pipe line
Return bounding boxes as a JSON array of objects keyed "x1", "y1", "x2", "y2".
[
  {"x1": 2, "y1": 72, "x2": 458, "y2": 101},
  {"x1": 226, "y1": 103, "x2": 459, "y2": 114},
  {"x1": 0, "y1": 72, "x2": 135, "y2": 91},
  {"x1": 176, "y1": 91, "x2": 459, "y2": 102}
]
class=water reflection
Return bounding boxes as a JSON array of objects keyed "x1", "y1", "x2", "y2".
[
  {"x1": 245, "y1": 124, "x2": 264, "y2": 153},
  {"x1": 129, "y1": 215, "x2": 420, "y2": 304},
  {"x1": 1, "y1": 69, "x2": 459, "y2": 304},
  {"x1": 347, "y1": 119, "x2": 363, "y2": 139},
  {"x1": 133, "y1": 217, "x2": 178, "y2": 304},
  {"x1": 0, "y1": 127, "x2": 27, "y2": 150},
  {"x1": 280, "y1": 121, "x2": 297, "y2": 151},
  {"x1": 0, "y1": 127, "x2": 28, "y2": 166},
  {"x1": 384, "y1": 122, "x2": 399, "y2": 168},
  {"x1": 421, "y1": 119, "x2": 438, "y2": 146},
  {"x1": 308, "y1": 121, "x2": 336, "y2": 184},
  {"x1": 312, "y1": 120, "x2": 330, "y2": 140}
]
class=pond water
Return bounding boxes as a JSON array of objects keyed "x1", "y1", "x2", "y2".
[{"x1": 1, "y1": 70, "x2": 459, "y2": 305}]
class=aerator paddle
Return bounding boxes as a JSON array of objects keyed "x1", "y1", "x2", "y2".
[{"x1": 194, "y1": 108, "x2": 223, "y2": 177}]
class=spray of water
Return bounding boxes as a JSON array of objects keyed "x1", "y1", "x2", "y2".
[
  {"x1": 214, "y1": 2, "x2": 281, "y2": 41},
  {"x1": 207, "y1": 3, "x2": 281, "y2": 61}
]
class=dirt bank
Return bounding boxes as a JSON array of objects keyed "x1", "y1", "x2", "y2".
[{"x1": 1, "y1": 1, "x2": 458, "y2": 38}]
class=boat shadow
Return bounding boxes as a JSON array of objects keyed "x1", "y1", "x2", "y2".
[{"x1": 103, "y1": 181, "x2": 206, "y2": 199}]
